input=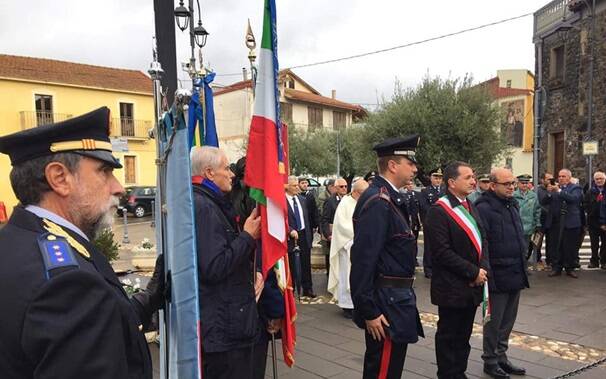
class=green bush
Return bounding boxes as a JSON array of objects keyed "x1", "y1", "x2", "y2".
[{"x1": 94, "y1": 228, "x2": 120, "y2": 262}]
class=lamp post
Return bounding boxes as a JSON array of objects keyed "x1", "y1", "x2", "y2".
[
  {"x1": 245, "y1": 19, "x2": 258, "y2": 96},
  {"x1": 174, "y1": 0, "x2": 210, "y2": 81}
]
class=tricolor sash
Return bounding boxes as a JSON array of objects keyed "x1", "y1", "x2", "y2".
[{"x1": 435, "y1": 196, "x2": 491, "y2": 323}]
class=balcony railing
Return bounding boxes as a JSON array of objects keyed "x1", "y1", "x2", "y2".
[
  {"x1": 19, "y1": 111, "x2": 73, "y2": 130},
  {"x1": 534, "y1": 0, "x2": 580, "y2": 39},
  {"x1": 110, "y1": 117, "x2": 152, "y2": 139}
]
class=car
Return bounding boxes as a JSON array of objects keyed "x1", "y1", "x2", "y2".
[{"x1": 117, "y1": 186, "x2": 156, "y2": 218}]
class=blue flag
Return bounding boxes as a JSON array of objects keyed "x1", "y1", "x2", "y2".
[{"x1": 188, "y1": 72, "x2": 218, "y2": 148}]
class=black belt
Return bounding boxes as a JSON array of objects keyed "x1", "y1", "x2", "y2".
[{"x1": 376, "y1": 275, "x2": 415, "y2": 289}]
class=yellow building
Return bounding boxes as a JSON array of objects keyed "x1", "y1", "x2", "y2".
[
  {"x1": 0, "y1": 54, "x2": 156, "y2": 216},
  {"x1": 479, "y1": 69, "x2": 535, "y2": 176}
]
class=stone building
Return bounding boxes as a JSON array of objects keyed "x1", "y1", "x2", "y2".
[{"x1": 533, "y1": 0, "x2": 606, "y2": 184}]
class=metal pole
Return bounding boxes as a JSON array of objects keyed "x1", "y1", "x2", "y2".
[
  {"x1": 586, "y1": 0, "x2": 596, "y2": 183},
  {"x1": 121, "y1": 210, "x2": 130, "y2": 244},
  {"x1": 533, "y1": 40, "x2": 543, "y2": 190},
  {"x1": 271, "y1": 333, "x2": 278, "y2": 379},
  {"x1": 336, "y1": 130, "x2": 341, "y2": 177},
  {"x1": 188, "y1": 0, "x2": 196, "y2": 76},
  {"x1": 151, "y1": 200, "x2": 155, "y2": 228}
]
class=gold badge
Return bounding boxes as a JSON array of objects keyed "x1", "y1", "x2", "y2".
[{"x1": 42, "y1": 219, "x2": 91, "y2": 259}]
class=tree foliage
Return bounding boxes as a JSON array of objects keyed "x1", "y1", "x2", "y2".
[{"x1": 287, "y1": 75, "x2": 508, "y2": 182}]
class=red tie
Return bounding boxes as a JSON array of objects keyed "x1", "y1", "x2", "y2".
[{"x1": 461, "y1": 200, "x2": 470, "y2": 212}]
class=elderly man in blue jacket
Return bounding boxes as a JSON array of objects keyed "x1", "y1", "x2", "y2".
[
  {"x1": 541, "y1": 169, "x2": 584, "y2": 278},
  {"x1": 476, "y1": 167, "x2": 529, "y2": 378}
]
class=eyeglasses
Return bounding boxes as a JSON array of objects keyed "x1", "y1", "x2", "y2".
[
  {"x1": 494, "y1": 181, "x2": 516, "y2": 187},
  {"x1": 336, "y1": 185, "x2": 347, "y2": 188}
]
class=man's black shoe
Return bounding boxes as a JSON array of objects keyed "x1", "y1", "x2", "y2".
[
  {"x1": 342, "y1": 308, "x2": 353, "y2": 319},
  {"x1": 588, "y1": 262, "x2": 599, "y2": 269},
  {"x1": 484, "y1": 364, "x2": 510, "y2": 379},
  {"x1": 548, "y1": 271, "x2": 561, "y2": 277},
  {"x1": 601, "y1": 264, "x2": 606, "y2": 270},
  {"x1": 566, "y1": 271, "x2": 578, "y2": 279},
  {"x1": 499, "y1": 361, "x2": 526, "y2": 375},
  {"x1": 303, "y1": 290, "x2": 317, "y2": 298}
]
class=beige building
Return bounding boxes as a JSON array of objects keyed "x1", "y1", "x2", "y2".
[
  {"x1": 479, "y1": 69, "x2": 535, "y2": 176},
  {"x1": 0, "y1": 54, "x2": 156, "y2": 216},
  {"x1": 213, "y1": 69, "x2": 365, "y2": 162}
]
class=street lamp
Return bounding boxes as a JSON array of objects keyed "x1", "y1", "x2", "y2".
[
  {"x1": 174, "y1": 1, "x2": 190, "y2": 32},
  {"x1": 194, "y1": 22, "x2": 209, "y2": 48},
  {"x1": 174, "y1": 0, "x2": 210, "y2": 78}
]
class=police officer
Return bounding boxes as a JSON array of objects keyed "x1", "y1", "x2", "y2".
[
  {"x1": 420, "y1": 167, "x2": 445, "y2": 277},
  {"x1": 350, "y1": 135, "x2": 424, "y2": 379},
  {"x1": 0, "y1": 107, "x2": 163, "y2": 378}
]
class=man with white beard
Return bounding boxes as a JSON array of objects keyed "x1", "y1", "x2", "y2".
[
  {"x1": 327, "y1": 178, "x2": 369, "y2": 318},
  {"x1": 0, "y1": 107, "x2": 163, "y2": 378}
]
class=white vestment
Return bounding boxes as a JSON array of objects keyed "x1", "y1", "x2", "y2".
[{"x1": 327, "y1": 194, "x2": 357, "y2": 309}]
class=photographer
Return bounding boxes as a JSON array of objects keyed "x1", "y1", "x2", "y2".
[{"x1": 540, "y1": 169, "x2": 583, "y2": 278}]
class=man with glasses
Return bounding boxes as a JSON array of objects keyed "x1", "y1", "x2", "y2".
[
  {"x1": 321, "y1": 178, "x2": 348, "y2": 279},
  {"x1": 476, "y1": 168, "x2": 528, "y2": 378},
  {"x1": 541, "y1": 169, "x2": 583, "y2": 278}
]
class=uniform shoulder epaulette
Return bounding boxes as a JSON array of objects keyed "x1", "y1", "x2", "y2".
[{"x1": 37, "y1": 233, "x2": 80, "y2": 280}]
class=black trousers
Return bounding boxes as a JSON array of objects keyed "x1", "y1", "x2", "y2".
[
  {"x1": 549, "y1": 227, "x2": 580, "y2": 272},
  {"x1": 363, "y1": 332, "x2": 408, "y2": 379},
  {"x1": 204, "y1": 346, "x2": 255, "y2": 379},
  {"x1": 288, "y1": 230, "x2": 313, "y2": 292},
  {"x1": 252, "y1": 341, "x2": 269, "y2": 379},
  {"x1": 588, "y1": 226, "x2": 606, "y2": 265},
  {"x1": 435, "y1": 306, "x2": 477, "y2": 379}
]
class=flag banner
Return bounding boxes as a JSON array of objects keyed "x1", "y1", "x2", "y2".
[
  {"x1": 159, "y1": 105, "x2": 202, "y2": 378},
  {"x1": 243, "y1": 0, "x2": 297, "y2": 367},
  {"x1": 188, "y1": 72, "x2": 218, "y2": 148}
]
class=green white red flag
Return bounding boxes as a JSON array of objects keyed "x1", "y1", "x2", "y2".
[{"x1": 243, "y1": 0, "x2": 297, "y2": 367}]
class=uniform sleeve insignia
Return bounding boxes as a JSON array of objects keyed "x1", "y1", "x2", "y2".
[
  {"x1": 37, "y1": 233, "x2": 79, "y2": 279},
  {"x1": 42, "y1": 218, "x2": 91, "y2": 259}
]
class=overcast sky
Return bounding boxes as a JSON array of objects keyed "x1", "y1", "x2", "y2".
[{"x1": 1, "y1": 0, "x2": 549, "y2": 108}]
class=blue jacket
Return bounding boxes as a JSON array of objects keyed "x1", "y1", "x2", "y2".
[
  {"x1": 476, "y1": 191, "x2": 529, "y2": 293},
  {"x1": 540, "y1": 184, "x2": 583, "y2": 230},
  {"x1": 350, "y1": 176, "x2": 424, "y2": 343},
  {"x1": 193, "y1": 182, "x2": 259, "y2": 353}
]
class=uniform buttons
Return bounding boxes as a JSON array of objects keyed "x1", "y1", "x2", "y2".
[{"x1": 390, "y1": 297, "x2": 394, "y2": 301}]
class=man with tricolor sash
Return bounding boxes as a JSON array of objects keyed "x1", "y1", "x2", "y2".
[
  {"x1": 425, "y1": 161, "x2": 490, "y2": 379},
  {"x1": 350, "y1": 135, "x2": 424, "y2": 379}
]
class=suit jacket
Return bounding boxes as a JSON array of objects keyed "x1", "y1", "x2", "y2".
[
  {"x1": 303, "y1": 190, "x2": 320, "y2": 231},
  {"x1": 0, "y1": 206, "x2": 152, "y2": 378},
  {"x1": 321, "y1": 194, "x2": 341, "y2": 239},
  {"x1": 540, "y1": 183, "x2": 583, "y2": 230},
  {"x1": 425, "y1": 191, "x2": 490, "y2": 308},
  {"x1": 287, "y1": 194, "x2": 313, "y2": 249}
]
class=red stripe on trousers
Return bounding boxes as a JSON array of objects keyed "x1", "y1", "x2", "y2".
[{"x1": 378, "y1": 336, "x2": 392, "y2": 379}]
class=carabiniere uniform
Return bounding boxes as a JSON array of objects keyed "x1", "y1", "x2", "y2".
[
  {"x1": 0, "y1": 107, "x2": 154, "y2": 378},
  {"x1": 350, "y1": 136, "x2": 424, "y2": 379}
]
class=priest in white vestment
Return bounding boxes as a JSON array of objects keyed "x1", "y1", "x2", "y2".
[{"x1": 328, "y1": 179, "x2": 369, "y2": 318}]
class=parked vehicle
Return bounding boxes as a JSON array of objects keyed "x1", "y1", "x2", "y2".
[{"x1": 117, "y1": 186, "x2": 156, "y2": 218}]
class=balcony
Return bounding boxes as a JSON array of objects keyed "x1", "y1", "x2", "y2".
[
  {"x1": 110, "y1": 118, "x2": 152, "y2": 140},
  {"x1": 19, "y1": 111, "x2": 73, "y2": 130},
  {"x1": 534, "y1": 0, "x2": 581, "y2": 40}
]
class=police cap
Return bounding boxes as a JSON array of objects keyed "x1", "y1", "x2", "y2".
[
  {"x1": 477, "y1": 173, "x2": 490, "y2": 182},
  {"x1": 516, "y1": 174, "x2": 532, "y2": 182},
  {"x1": 372, "y1": 134, "x2": 420, "y2": 163},
  {"x1": 0, "y1": 107, "x2": 122, "y2": 168},
  {"x1": 363, "y1": 171, "x2": 377, "y2": 182},
  {"x1": 429, "y1": 167, "x2": 443, "y2": 177}
]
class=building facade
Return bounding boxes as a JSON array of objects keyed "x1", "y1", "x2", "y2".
[
  {"x1": 0, "y1": 54, "x2": 156, "y2": 215},
  {"x1": 479, "y1": 70, "x2": 536, "y2": 176},
  {"x1": 533, "y1": 0, "x2": 606, "y2": 183},
  {"x1": 213, "y1": 69, "x2": 365, "y2": 162}
]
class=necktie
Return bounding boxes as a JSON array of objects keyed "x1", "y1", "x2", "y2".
[
  {"x1": 292, "y1": 197, "x2": 302, "y2": 231},
  {"x1": 461, "y1": 200, "x2": 470, "y2": 212}
]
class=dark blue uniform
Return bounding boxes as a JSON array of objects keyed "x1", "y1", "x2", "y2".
[{"x1": 350, "y1": 176, "x2": 424, "y2": 379}]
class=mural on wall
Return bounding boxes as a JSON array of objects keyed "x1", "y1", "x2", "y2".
[{"x1": 502, "y1": 100, "x2": 524, "y2": 147}]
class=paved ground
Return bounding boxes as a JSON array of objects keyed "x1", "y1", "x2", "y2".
[{"x1": 112, "y1": 220, "x2": 606, "y2": 378}]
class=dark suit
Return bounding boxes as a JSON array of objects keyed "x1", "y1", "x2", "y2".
[
  {"x1": 0, "y1": 206, "x2": 153, "y2": 378},
  {"x1": 287, "y1": 194, "x2": 313, "y2": 292},
  {"x1": 425, "y1": 191, "x2": 490, "y2": 379},
  {"x1": 321, "y1": 194, "x2": 341, "y2": 275},
  {"x1": 419, "y1": 185, "x2": 444, "y2": 275},
  {"x1": 303, "y1": 190, "x2": 320, "y2": 231},
  {"x1": 541, "y1": 184, "x2": 583, "y2": 272}
]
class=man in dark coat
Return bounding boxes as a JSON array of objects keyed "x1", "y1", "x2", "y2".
[
  {"x1": 402, "y1": 182, "x2": 422, "y2": 265},
  {"x1": 537, "y1": 172, "x2": 554, "y2": 265},
  {"x1": 321, "y1": 177, "x2": 348, "y2": 277},
  {"x1": 419, "y1": 167, "x2": 445, "y2": 277},
  {"x1": 0, "y1": 107, "x2": 163, "y2": 378},
  {"x1": 286, "y1": 176, "x2": 315, "y2": 297},
  {"x1": 583, "y1": 171, "x2": 606, "y2": 269},
  {"x1": 350, "y1": 136, "x2": 424, "y2": 379},
  {"x1": 476, "y1": 168, "x2": 529, "y2": 378},
  {"x1": 191, "y1": 146, "x2": 262, "y2": 379},
  {"x1": 425, "y1": 161, "x2": 490, "y2": 379},
  {"x1": 298, "y1": 177, "x2": 319, "y2": 232},
  {"x1": 541, "y1": 169, "x2": 583, "y2": 277}
]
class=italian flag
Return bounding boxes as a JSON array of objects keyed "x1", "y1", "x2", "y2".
[{"x1": 244, "y1": 0, "x2": 297, "y2": 367}]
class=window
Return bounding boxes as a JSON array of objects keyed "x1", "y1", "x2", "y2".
[
  {"x1": 506, "y1": 80, "x2": 512, "y2": 88},
  {"x1": 550, "y1": 45, "x2": 565, "y2": 81},
  {"x1": 35, "y1": 94, "x2": 53, "y2": 126},
  {"x1": 120, "y1": 102, "x2": 134, "y2": 136},
  {"x1": 308, "y1": 106, "x2": 323, "y2": 131},
  {"x1": 333, "y1": 111, "x2": 346, "y2": 130},
  {"x1": 124, "y1": 155, "x2": 136, "y2": 184},
  {"x1": 280, "y1": 102, "x2": 293, "y2": 123},
  {"x1": 284, "y1": 78, "x2": 295, "y2": 89}
]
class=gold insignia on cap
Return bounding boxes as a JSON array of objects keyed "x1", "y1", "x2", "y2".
[
  {"x1": 42, "y1": 219, "x2": 91, "y2": 259},
  {"x1": 49, "y1": 140, "x2": 112, "y2": 153}
]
